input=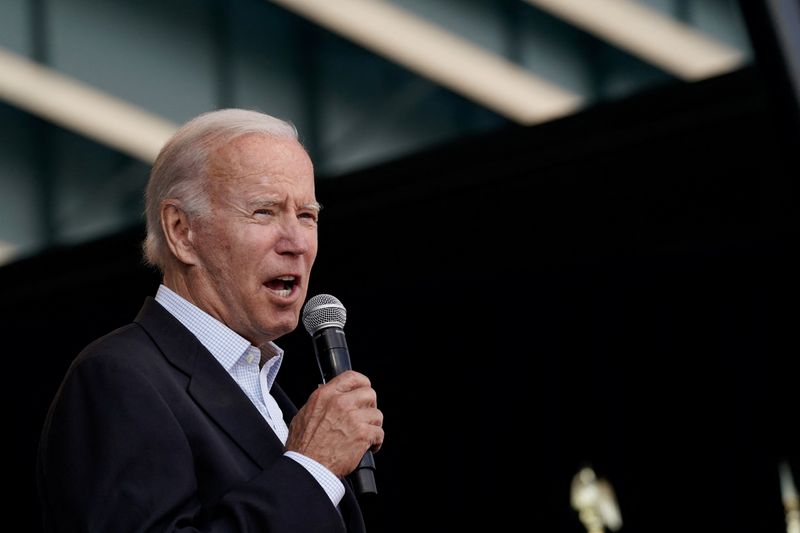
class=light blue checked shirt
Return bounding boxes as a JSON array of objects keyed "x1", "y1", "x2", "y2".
[{"x1": 155, "y1": 284, "x2": 344, "y2": 506}]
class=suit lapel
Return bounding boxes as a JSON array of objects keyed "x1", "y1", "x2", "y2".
[
  {"x1": 271, "y1": 383, "x2": 298, "y2": 420},
  {"x1": 188, "y1": 353, "x2": 286, "y2": 468},
  {"x1": 135, "y1": 297, "x2": 285, "y2": 469},
  {"x1": 339, "y1": 483, "x2": 367, "y2": 533}
]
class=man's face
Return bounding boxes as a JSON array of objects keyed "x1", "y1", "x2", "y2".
[{"x1": 187, "y1": 132, "x2": 319, "y2": 346}]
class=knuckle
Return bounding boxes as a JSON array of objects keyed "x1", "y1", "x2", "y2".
[
  {"x1": 356, "y1": 425, "x2": 374, "y2": 443},
  {"x1": 331, "y1": 393, "x2": 350, "y2": 410},
  {"x1": 315, "y1": 384, "x2": 333, "y2": 401}
]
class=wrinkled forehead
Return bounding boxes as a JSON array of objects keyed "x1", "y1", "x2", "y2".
[
  {"x1": 206, "y1": 133, "x2": 316, "y2": 201},
  {"x1": 210, "y1": 132, "x2": 313, "y2": 177}
]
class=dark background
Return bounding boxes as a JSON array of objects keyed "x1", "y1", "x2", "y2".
[{"x1": 4, "y1": 3, "x2": 800, "y2": 531}]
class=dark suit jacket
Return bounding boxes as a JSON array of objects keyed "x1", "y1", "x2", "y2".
[{"x1": 37, "y1": 297, "x2": 366, "y2": 533}]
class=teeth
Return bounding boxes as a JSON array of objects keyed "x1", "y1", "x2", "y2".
[{"x1": 268, "y1": 275, "x2": 296, "y2": 297}]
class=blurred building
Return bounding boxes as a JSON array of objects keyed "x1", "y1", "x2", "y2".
[{"x1": 0, "y1": 0, "x2": 754, "y2": 265}]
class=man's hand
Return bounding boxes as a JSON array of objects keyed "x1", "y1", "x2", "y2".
[{"x1": 285, "y1": 370, "x2": 384, "y2": 478}]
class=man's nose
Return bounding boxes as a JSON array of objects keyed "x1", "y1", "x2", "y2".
[{"x1": 275, "y1": 215, "x2": 314, "y2": 255}]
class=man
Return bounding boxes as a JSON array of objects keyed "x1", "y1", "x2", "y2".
[{"x1": 36, "y1": 108, "x2": 384, "y2": 532}]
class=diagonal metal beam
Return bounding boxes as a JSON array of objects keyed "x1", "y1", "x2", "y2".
[
  {"x1": 269, "y1": 0, "x2": 583, "y2": 125},
  {"x1": 523, "y1": 0, "x2": 745, "y2": 81},
  {"x1": 0, "y1": 47, "x2": 178, "y2": 163}
]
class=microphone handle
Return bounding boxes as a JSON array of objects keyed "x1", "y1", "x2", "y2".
[
  {"x1": 352, "y1": 450, "x2": 378, "y2": 495},
  {"x1": 314, "y1": 331, "x2": 351, "y2": 382},
  {"x1": 313, "y1": 328, "x2": 378, "y2": 496}
]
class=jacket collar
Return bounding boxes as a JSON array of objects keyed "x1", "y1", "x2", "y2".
[{"x1": 134, "y1": 297, "x2": 285, "y2": 468}]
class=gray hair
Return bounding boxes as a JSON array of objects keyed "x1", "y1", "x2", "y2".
[{"x1": 142, "y1": 108, "x2": 299, "y2": 272}]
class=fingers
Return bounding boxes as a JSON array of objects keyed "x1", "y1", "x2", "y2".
[
  {"x1": 318, "y1": 371, "x2": 377, "y2": 409},
  {"x1": 363, "y1": 411, "x2": 384, "y2": 454},
  {"x1": 348, "y1": 408, "x2": 384, "y2": 454},
  {"x1": 327, "y1": 369, "x2": 371, "y2": 393},
  {"x1": 351, "y1": 397, "x2": 384, "y2": 454},
  {"x1": 342, "y1": 385, "x2": 378, "y2": 409}
]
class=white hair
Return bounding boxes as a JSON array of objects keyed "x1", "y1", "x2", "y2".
[{"x1": 142, "y1": 108, "x2": 299, "y2": 272}]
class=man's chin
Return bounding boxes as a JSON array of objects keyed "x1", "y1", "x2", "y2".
[{"x1": 265, "y1": 314, "x2": 300, "y2": 339}]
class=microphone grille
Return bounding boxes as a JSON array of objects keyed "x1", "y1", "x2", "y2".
[{"x1": 302, "y1": 294, "x2": 347, "y2": 335}]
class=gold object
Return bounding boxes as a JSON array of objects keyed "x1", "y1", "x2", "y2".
[
  {"x1": 780, "y1": 461, "x2": 800, "y2": 533},
  {"x1": 571, "y1": 466, "x2": 623, "y2": 533}
]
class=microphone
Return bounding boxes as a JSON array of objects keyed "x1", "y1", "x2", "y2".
[{"x1": 301, "y1": 294, "x2": 378, "y2": 496}]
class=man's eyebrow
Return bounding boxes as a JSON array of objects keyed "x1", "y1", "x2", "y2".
[{"x1": 247, "y1": 198, "x2": 322, "y2": 212}]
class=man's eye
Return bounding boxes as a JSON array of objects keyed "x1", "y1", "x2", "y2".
[
  {"x1": 254, "y1": 209, "x2": 274, "y2": 216},
  {"x1": 299, "y1": 212, "x2": 318, "y2": 224}
]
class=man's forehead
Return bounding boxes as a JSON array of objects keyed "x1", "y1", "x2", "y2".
[
  {"x1": 219, "y1": 133, "x2": 308, "y2": 162},
  {"x1": 210, "y1": 138, "x2": 314, "y2": 182}
]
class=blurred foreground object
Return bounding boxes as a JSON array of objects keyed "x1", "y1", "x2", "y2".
[
  {"x1": 780, "y1": 461, "x2": 800, "y2": 533},
  {"x1": 571, "y1": 466, "x2": 623, "y2": 533}
]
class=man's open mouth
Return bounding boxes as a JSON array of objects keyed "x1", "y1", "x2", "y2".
[{"x1": 265, "y1": 275, "x2": 297, "y2": 296}]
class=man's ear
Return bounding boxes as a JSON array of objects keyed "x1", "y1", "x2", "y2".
[{"x1": 161, "y1": 202, "x2": 198, "y2": 265}]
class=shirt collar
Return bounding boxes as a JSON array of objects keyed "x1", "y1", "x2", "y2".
[{"x1": 154, "y1": 284, "x2": 284, "y2": 388}]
